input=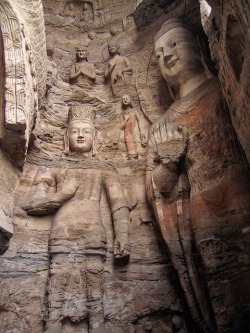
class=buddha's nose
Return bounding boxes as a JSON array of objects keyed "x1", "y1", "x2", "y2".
[
  {"x1": 78, "y1": 129, "x2": 85, "y2": 137},
  {"x1": 163, "y1": 46, "x2": 173, "y2": 61}
]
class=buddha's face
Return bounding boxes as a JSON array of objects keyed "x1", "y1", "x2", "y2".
[
  {"x1": 108, "y1": 42, "x2": 118, "y2": 55},
  {"x1": 76, "y1": 48, "x2": 87, "y2": 60},
  {"x1": 68, "y1": 121, "x2": 95, "y2": 153},
  {"x1": 122, "y1": 94, "x2": 131, "y2": 106},
  {"x1": 154, "y1": 27, "x2": 202, "y2": 86}
]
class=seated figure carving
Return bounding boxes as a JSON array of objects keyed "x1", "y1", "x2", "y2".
[
  {"x1": 146, "y1": 19, "x2": 250, "y2": 333},
  {"x1": 22, "y1": 106, "x2": 130, "y2": 333}
]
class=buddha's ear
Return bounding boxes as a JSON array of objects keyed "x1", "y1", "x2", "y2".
[
  {"x1": 92, "y1": 130, "x2": 98, "y2": 157},
  {"x1": 63, "y1": 129, "x2": 70, "y2": 155}
]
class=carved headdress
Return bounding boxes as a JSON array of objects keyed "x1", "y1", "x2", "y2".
[{"x1": 68, "y1": 104, "x2": 95, "y2": 127}]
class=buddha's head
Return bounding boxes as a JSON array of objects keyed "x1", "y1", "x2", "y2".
[
  {"x1": 64, "y1": 106, "x2": 97, "y2": 156},
  {"x1": 122, "y1": 94, "x2": 132, "y2": 107},
  {"x1": 76, "y1": 47, "x2": 88, "y2": 61},
  {"x1": 108, "y1": 41, "x2": 120, "y2": 56},
  {"x1": 154, "y1": 19, "x2": 204, "y2": 89}
]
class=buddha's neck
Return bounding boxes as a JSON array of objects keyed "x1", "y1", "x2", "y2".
[{"x1": 177, "y1": 73, "x2": 208, "y2": 99}]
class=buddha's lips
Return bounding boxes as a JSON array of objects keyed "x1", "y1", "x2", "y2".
[{"x1": 166, "y1": 58, "x2": 178, "y2": 68}]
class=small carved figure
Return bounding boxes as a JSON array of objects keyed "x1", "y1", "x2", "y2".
[
  {"x1": 69, "y1": 47, "x2": 96, "y2": 89},
  {"x1": 88, "y1": 31, "x2": 96, "y2": 40},
  {"x1": 122, "y1": 13, "x2": 136, "y2": 31},
  {"x1": 120, "y1": 94, "x2": 147, "y2": 159},
  {"x1": 22, "y1": 106, "x2": 130, "y2": 333},
  {"x1": 80, "y1": 1, "x2": 94, "y2": 22},
  {"x1": 104, "y1": 41, "x2": 132, "y2": 97},
  {"x1": 110, "y1": 26, "x2": 117, "y2": 36},
  {"x1": 143, "y1": 320, "x2": 153, "y2": 333},
  {"x1": 172, "y1": 314, "x2": 187, "y2": 333},
  {"x1": 146, "y1": 19, "x2": 250, "y2": 333}
]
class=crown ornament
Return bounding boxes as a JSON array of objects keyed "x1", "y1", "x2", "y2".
[{"x1": 68, "y1": 104, "x2": 95, "y2": 126}]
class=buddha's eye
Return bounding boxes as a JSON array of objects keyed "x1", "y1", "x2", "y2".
[
  {"x1": 171, "y1": 42, "x2": 177, "y2": 48},
  {"x1": 156, "y1": 53, "x2": 161, "y2": 59}
]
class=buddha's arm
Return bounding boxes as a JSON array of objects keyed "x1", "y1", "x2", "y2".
[
  {"x1": 22, "y1": 172, "x2": 78, "y2": 216},
  {"x1": 69, "y1": 65, "x2": 81, "y2": 80},
  {"x1": 104, "y1": 169, "x2": 130, "y2": 259},
  {"x1": 81, "y1": 65, "x2": 96, "y2": 81},
  {"x1": 122, "y1": 57, "x2": 132, "y2": 74},
  {"x1": 104, "y1": 60, "x2": 115, "y2": 79},
  {"x1": 112, "y1": 207, "x2": 130, "y2": 258},
  {"x1": 146, "y1": 139, "x2": 181, "y2": 204},
  {"x1": 135, "y1": 112, "x2": 147, "y2": 146}
]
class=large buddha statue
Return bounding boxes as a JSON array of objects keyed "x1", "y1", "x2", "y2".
[
  {"x1": 146, "y1": 19, "x2": 250, "y2": 333},
  {"x1": 23, "y1": 106, "x2": 130, "y2": 333}
]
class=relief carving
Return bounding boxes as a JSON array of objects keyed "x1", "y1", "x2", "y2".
[
  {"x1": 146, "y1": 18, "x2": 250, "y2": 332},
  {"x1": 22, "y1": 106, "x2": 130, "y2": 333},
  {"x1": 80, "y1": 1, "x2": 94, "y2": 23},
  {"x1": 0, "y1": 4, "x2": 26, "y2": 129},
  {"x1": 104, "y1": 41, "x2": 133, "y2": 98},
  {"x1": 69, "y1": 47, "x2": 96, "y2": 89}
]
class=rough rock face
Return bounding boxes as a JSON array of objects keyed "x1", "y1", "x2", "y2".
[
  {"x1": 0, "y1": 0, "x2": 250, "y2": 333},
  {"x1": 199, "y1": 0, "x2": 250, "y2": 166}
]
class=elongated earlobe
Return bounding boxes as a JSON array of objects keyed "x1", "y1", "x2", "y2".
[
  {"x1": 92, "y1": 131, "x2": 98, "y2": 156},
  {"x1": 63, "y1": 130, "x2": 70, "y2": 155}
]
